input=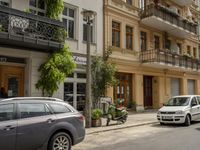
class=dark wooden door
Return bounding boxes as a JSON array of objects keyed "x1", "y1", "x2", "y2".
[{"x1": 143, "y1": 76, "x2": 153, "y2": 108}]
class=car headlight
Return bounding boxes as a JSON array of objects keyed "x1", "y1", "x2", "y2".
[{"x1": 175, "y1": 111, "x2": 184, "y2": 114}]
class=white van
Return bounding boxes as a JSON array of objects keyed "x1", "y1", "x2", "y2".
[{"x1": 157, "y1": 95, "x2": 200, "y2": 126}]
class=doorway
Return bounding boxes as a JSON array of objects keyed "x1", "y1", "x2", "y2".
[
  {"x1": 0, "y1": 66, "x2": 24, "y2": 97},
  {"x1": 114, "y1": 73, "x2": 132, "y2": 107},
  {"x1": 143, "y1": 76, "x2": 153, "y2": 108}
]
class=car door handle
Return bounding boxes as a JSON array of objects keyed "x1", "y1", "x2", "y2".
[
  {"x1": 47, "y1": 119, "x2": 55, "y2": 124},
  {"x1": 4, "y1": 125, "x2": 15, "y2": 131}
]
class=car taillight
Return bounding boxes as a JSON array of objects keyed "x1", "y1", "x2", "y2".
[{"x1": 78, "y1": 115, "x2": 85, "y2": 127}]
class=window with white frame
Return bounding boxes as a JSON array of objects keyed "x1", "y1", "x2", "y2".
[
  {"x1": 0, "y1": 0, "x2": 10, "y2": 7},
  {"x1": 62, "y1": 6, "x2": 76, "y2": 39},
  {"x1": 83, "y1": 17, "x2": 95, "y2": 43},
  {"x1": 29, "y1": 0, "x2": 46, "y2": 16}
]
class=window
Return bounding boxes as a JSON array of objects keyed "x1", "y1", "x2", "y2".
[
  {"x1": 197, "y1": 97, "x2": 200, "y2": 104},
  {"x1": 193, "y1": 47, "x2": 197, "y2": 58},
  {"x1": 165, "y1": 39, "x2": 171, "y2": 50},
  {"x1": 154, "y1": 35, "x2": 160, "y2": 49},
  {"x1": 191, "y1": 98, "x2": 198, "y2": 107},
  {"x1": 126, "y1": 0, "x2": 132, "y2": 5},
  {"x1": 62, "y1": 6, "x2": 75, "y2": 39},
  {"x1": 126, "y1": 26, "x2": 133, "y2": 50},
  {"x1": 140, "y1": 31, "x2": 147, "y2": 51},
  {"x1": 187, "y1": 46, "x2": 191, "y2": 55},
  {"x1": 112, "y1": 21, "x2": 120, "y2": 47},
  {"x1": 0, "y1": 0, "x2": 9, "y2": 7},
  {"x1": 139, "y1": 0, "x2": 144, "y2": 9},
  {"x1": 0, "y1": 104, "x2": 14, "y2": 122},
  {"x1": 177, "y1": 43, "x2": 182, "y2": 54},
  {"x1": 83, "y1": 18, "x2": 94, "y2": 43},
  {"x1": 49, "y1": 103, "x2": 71, "y2": 114},
  {"x1": 19, "y1": 103, "x2": 50, "y2": 119},
  {"x1": 29, "y1": 0, "x2": 46, "y2": 16}
]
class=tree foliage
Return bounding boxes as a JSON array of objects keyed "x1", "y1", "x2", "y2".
[
  {"x1": 91, "y1": 56, "x2": 118, "y2": 108},
  {"x1": 36, "y1": 44, "x2": 76, "y2": 96},
  {"x1": 45, "y1": 0, "x2": 64, "y2": 20}
]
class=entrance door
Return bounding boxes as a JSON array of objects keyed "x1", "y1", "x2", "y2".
[
  {"x1": 114, "y1": 73, "x2": 132, "y2": 107},
  {"x1": 0, "y1": 66, "x2": 24, "y2": 97},
  {"x1": 143, "y1": 76, "x2": 153, "y2": 108}
]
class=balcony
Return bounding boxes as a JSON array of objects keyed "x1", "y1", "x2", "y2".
[
  {"x1": 141, "y1": 4, "x2": 197, "y2": 38},
  {"x1": 0, "y1": 5, "x2": 65, "y2": 52},
  {"x1": 173, "y1": 0, "x2": 193, "y2": 6},
  {"x1": 140, "y1": 49, "x2": 200, "y2": 71}
]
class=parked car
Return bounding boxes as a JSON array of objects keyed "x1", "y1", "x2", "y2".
[
  {"x1": 0, "y1": 97, "x2": 85, "y2": 150},
  {"x1": 157, "y1": 95, "x2": 200, "y2": 126}
]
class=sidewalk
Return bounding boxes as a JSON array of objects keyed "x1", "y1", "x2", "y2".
[{"x1": 86, "y1": 111, "x2": 158, "y2": 135}]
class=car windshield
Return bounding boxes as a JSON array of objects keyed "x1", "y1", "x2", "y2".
[{"x1": 165, "y1": 97, "x2": 190, "y2": 106}]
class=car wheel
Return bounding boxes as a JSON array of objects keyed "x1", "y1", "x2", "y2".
[
  {"x1": 48, "y1": 132, "x2": 72, "y2": 150},
  {"x1": 184, "y1": 114, "x2": 191, "y2": 126}
]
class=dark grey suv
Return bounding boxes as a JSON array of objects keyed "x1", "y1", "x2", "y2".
[{"x1": 0, "y1": 97, "x2": 85, "y2": 150}]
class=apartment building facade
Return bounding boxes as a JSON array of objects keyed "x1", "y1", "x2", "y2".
[
  {"x1": 105, "y1": 0, "x2": 200, "y2": 111},
  {"x1": 0, "y1": 0, "x2": 103, "y2": 111}
]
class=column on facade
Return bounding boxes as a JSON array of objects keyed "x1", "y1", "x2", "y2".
[
  {"x1": 133, "y1": 74, "x2": 144, "y2": 111},
  {"x1": 180, "y1": 77, "x2": 187, "y2": 95},
  {"x1": 195, "y1": 80, "x2": 200, "y2": 95},
  {"x1": 155, "y1": 76, "x2": 165, "y2": 108}
]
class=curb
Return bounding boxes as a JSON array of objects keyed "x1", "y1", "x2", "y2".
[{"x1": 86, "y1": 121, "x2": 158, "y2": 135}]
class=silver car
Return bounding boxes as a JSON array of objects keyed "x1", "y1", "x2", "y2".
[{"x1": 0, "y1": 97, "x2": 85, "y2": 150}]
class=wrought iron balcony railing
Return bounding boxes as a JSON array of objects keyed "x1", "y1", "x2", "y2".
[
  {"x1": 141, "y1": 4, "x2": 198, "y2": 35},
  {"x1": 0, "y1": 5, "x2": 65, "y2": 51},
  {"x1": 140, "y1": 49, "x2": 200, "y2": 71}
]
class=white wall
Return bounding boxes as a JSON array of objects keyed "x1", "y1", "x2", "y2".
[{"x1": 64, "y1": 0, "x2": 103, "y2": 56}]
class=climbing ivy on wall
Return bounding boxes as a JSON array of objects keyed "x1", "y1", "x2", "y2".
[{"x1": 45, "y1": 0, "x2": 64, "y2": 20}]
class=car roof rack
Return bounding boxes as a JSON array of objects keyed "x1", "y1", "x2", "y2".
[{"x1": 0, "y1": 97, "x2": 64, "y2": 102}]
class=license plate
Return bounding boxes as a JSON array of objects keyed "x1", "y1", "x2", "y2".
[{"x1": 162, "y1": 116, "x2": 172, "y2": 119}]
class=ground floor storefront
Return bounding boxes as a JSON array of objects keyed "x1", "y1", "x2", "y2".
[
  {"x1": 0, "y1": 47, "x2": 87, "y2": 111},
  {"x1": 106, "y1": 60, "x2": 200, "y2": 111}
]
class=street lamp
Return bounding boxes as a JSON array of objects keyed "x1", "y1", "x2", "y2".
[{"x1": 81, "y1": 10, "x2": 96, "y2": 128}]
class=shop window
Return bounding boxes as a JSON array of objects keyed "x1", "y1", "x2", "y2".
[{"x1": 112, "y1": 21, "x2": 120, "y2": 47}]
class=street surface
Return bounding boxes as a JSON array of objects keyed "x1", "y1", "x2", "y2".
[{"x1": 73, "y1": 121, "x2": 200, "y2": 150}]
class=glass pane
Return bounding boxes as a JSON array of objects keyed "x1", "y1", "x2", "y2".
[
  {"x1": 69, "y1": 8, "x2": 74, "y2": 18},
  {"x1": 19, "y1": 103, "x2": 48, "y2": 118},
  {"x1": 63, "y1": 18, "x2": 68, "y2": 30},
  {"x1": 38, "y1": 0, "x2": 45, "y2": 9},
  {"x1": 77, "y1": 83, "x2": 86, "y2": 94},
  {"x1": 77, "y1": 96, "x2": 85, "y2": 111},
  {"x1": 116, "y1": 32, "x2": 120, "y2": 47},
  {"x1": 29, "y1": 0, "x2": 36, "y2": 7},
  {"x1": 77, "y1": 73, "x2": 86, "y2": 78},
  {"x1": 64, "y1": 83, "x2": 73, "y2": 94},
  {"x1": 49, "y1": 104, "x2": 71, "y2": 114},
  {"x1": 83, "y1": 24, "x2": 87, "y2": 41},
  {"x1": 68, "y1": 20, "x2": 74, "y2": 38},
  {"x1": 7, "y1": 77, "x2": 18, "y2": 97},
  {"x1": 38, "y1": 11, "x2": 45, "y2": 16},
  {"x1": 63, "y1": 7, "x2": 68, "y2": 16},
  {"x1": 0, "y1": 104, "x2": 14, "y2": 122},
  {"x1": 0, "y1": 1, "x2": 9, "y2": 7}
]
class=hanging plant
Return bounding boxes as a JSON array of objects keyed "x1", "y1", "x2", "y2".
[
  {"x1": 36, "y1": 44, "x2": 76, "y2": 96},
  {"x1": 45, "y1": 0, "x2": 64, "y2": 20}
]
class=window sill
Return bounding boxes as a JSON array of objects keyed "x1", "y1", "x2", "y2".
[
  {"x1": 66, "y1": 38, "x2": 78, "y2": 42},
  {"x1": 82, "y1": 41, "x2": 97, "y2": 45}
]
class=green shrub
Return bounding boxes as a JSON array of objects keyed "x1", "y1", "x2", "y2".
[{"x1": 91, "y1": 109, "x2": 103, "y2": 120}]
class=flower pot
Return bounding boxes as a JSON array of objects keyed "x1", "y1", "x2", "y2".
[{"x1": 92, "y1": 118, "x2": 102, "y2": 127}]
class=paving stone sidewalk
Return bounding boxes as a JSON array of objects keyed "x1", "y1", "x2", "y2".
[{"x1": 86, "y1": 111, "x2": 158, "y2": 135}]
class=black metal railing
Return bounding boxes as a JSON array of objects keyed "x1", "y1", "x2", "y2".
[
  {"x1": 140, "y1": 49, "x2": 200, "y2": 71},
  {"x1": 0, "y1": 5, "x2": 65, "y2": 48},
  {"x1": 141, "y1": 4, "x2": 198, "y2": 34}
]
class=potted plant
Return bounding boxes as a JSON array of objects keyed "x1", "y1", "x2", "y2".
[{"x1": 91, "y1": 108, "x2": 103, "y2": 127}]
